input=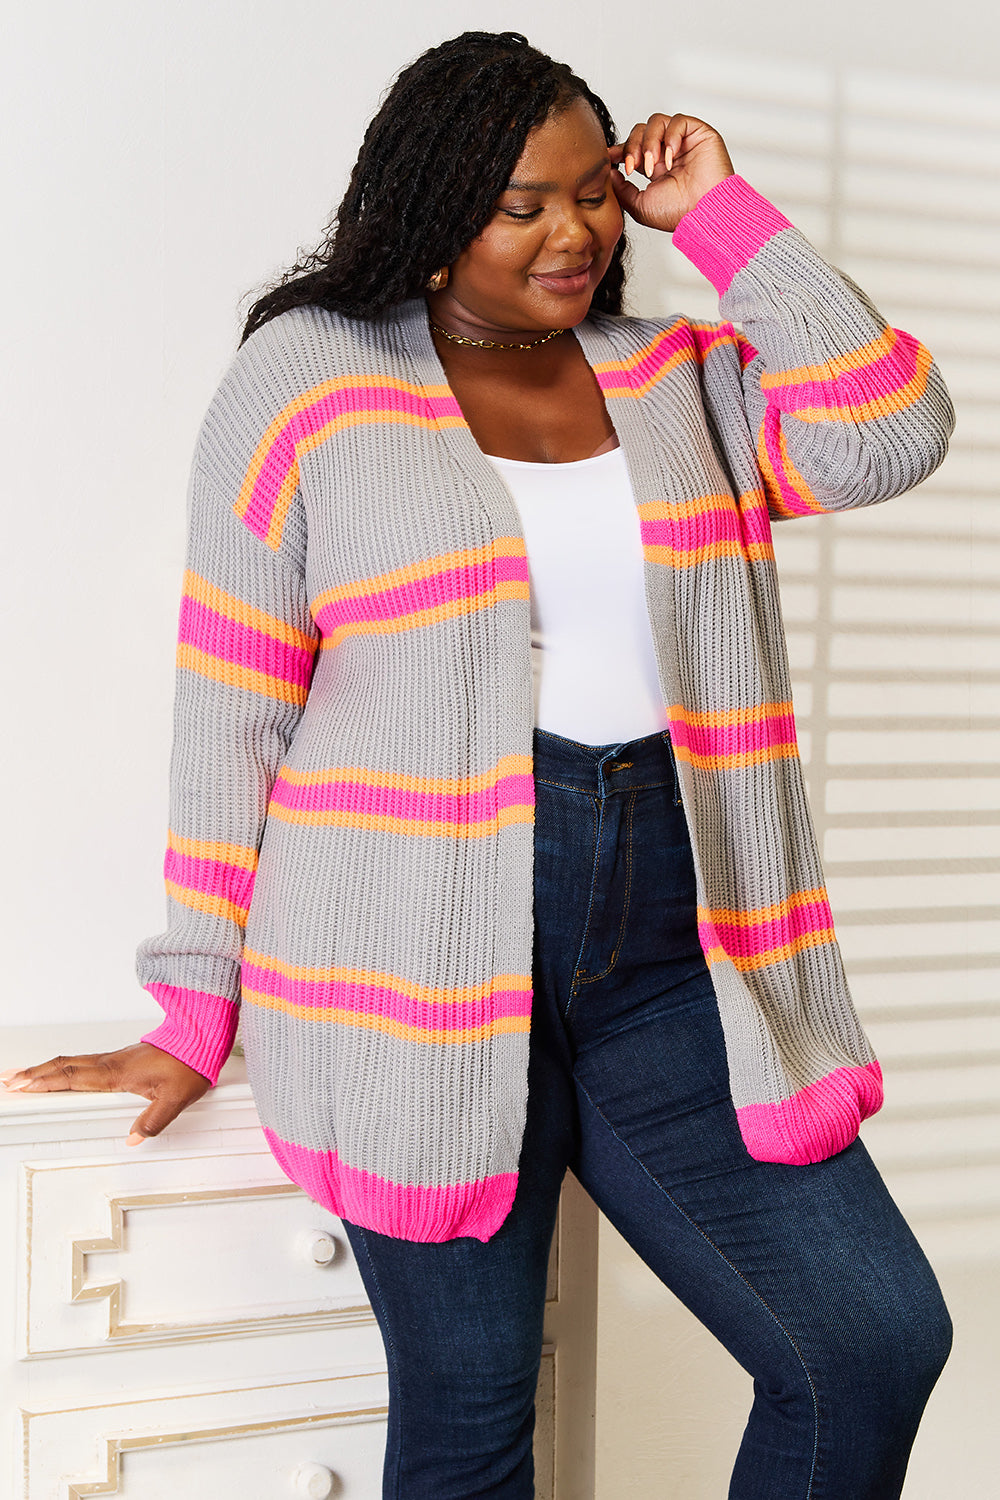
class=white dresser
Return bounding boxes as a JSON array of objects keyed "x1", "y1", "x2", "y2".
[{"x1": 1, "y1": 1022, "x2": 598, "y2": 1500}]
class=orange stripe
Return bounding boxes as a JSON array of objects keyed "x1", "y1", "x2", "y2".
[
  {"x1": 670, "y1": 703, "x2": 794, "y2": 729},
  {"x1": 637, "y1": 494, "x2": 738, "y2": 522},
  {"x1": 182, "y1": 572, "x2": 315, "y2": 651},
  {"x1": 318, "y1": 585, "x2": 529, "y2": 648},
  {"x1": 265, "y1": 804, "x2": 534, "y2": 835},
  {"x1": 760, "y1": 327, "x2": 898, "y2": 389},
  {"x1": 789, "y1": 344, "x2": 933, "y2": 424},
  {"x1": 265, "y1": 466, "x2": 301, "y2": 553},
  {"x1": 595, "y1": 345, "x2": 697, "y2": 397},
  {"x1": 166, "y1": 831, "x2": 259, "y2": 871},
  {"x1": 643, "y1": 540, "x2": 775, "y2": 568},
  {"x1": 757, "y1": 421, "x2": 822, "y2": 516},
  {"x1": 277, "y1": 756, "x2": 533, "y2": 794},
  {"x1": 166, "y1": 880, "x2": 248, "y2": 925},
  {"x1": 242, "y1": 987, "x2": 531, "y2": 1040},
  {"x1": 176, "y1": 643, "x2": 309, "y2": 705},
  {"x1": 698, "y1": 888, "x2": 828, "y2": 926},
  {"x1": 755, "y1": 420, "x2": 791, "y2": 517},
  {"x1": 671, "y1": 743, "x2": 799, "y2": 770},
  {"x1": 704, "y1": 926, "x2": 836, "y2": 973},
  {"x1": 234, "y1": 376, "x2": 456, "y2": 522},
  {"x1": 312, "y1": 542, "x2": 518, "y2": 612},
  {"x1": 243, "y1": 948, "x2": 531, "y2": 1003}
]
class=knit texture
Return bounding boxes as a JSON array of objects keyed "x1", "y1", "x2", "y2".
[{"x1": 137, "y1": 176, "x2": 954, "y2": 1241}]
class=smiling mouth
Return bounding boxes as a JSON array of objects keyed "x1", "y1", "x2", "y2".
[{"x1": 530, "y1": 261, "x2": 594, "y2": 293}]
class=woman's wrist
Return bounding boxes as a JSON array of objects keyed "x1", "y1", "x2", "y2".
[{"x1": 672, "y1": 175, "x2": 794, "y2": 295}]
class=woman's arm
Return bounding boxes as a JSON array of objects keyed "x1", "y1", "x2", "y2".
[
  {"x1": 134, "y1": 455, "x2": 319, "y2": 1082},
  {"x1": 612, "y1": 116, "x2": 955, "y2": 517}
]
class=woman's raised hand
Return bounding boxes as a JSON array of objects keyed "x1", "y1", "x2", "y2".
[
  {"x1": 610, "y1": 113, "x2": 735, "y2": 233},
  {"x1": 0, "y1": 1044, "x2": 211, "y2": 1145}
]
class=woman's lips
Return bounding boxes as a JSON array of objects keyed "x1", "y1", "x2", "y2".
[{"x1": 530, "y1": 261, "x2": 594, "y2": 296}]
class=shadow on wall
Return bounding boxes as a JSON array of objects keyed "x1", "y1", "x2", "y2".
[{"x1": 598, "y1": 50, "x2": 999, "y2": 1500}]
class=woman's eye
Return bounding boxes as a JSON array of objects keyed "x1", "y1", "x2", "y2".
[
  {"x1": 581, "y1": 193, "x2": 607, "y2": 206},
  {"x1": 502, "y1": 208, "x2": 541, "y2": 221}
]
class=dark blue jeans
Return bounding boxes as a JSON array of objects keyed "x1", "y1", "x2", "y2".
[{"x1": 343, "y1": 728, "x2": 950, "y2": 1499}]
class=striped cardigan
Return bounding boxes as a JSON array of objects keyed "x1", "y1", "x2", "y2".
[{"x1": 137, "y1": 175, "x2": 954, "y2": 1242}]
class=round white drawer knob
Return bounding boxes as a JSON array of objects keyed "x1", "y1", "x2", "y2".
[
  {"x1": 291, "y1": 1461, "x2": 337, "y2": 1497},
  {"x1": 298, "y1": 1229, "x2": 338, "y2": 1266}
]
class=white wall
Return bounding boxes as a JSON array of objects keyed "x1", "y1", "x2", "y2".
[{"x1": 2, "y1": 2, "x2": 997, "y2": 1493}]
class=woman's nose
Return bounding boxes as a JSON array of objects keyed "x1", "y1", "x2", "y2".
[{"x1": 546, "y1": 208, "x2": 592, "y2": 253}]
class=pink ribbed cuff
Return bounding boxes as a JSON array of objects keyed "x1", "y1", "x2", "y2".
[
  {"x1": 736, "y1": 1061, "x2": 884, "y2": 1165},
  {"x1": 141, "y1": 983, "x2": 239, "y2": 1085},
  {"x1": 672, "y1": 175, "x2": 793, "y2": 295}
]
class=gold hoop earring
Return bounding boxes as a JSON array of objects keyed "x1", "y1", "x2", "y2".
[{"x1": 425, "y1": 267, "x2": 449, "y2": 293}]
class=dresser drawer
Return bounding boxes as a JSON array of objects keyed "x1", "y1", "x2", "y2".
[
  {"x1": 20, "y1": 1368, "x2": 389, "y2": 1499},
  {"x1": 19, "y1": 1150, "x2": 372, "y2": 1356},
  {"x1": 20, "y1": 1360, "x2": 557, "y2": 1500}
]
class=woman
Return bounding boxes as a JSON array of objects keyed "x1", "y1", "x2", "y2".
[{"x1": 2, "y1": 31, "x2": 954, "y2": 1499}]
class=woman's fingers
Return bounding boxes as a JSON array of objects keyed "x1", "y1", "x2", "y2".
[
  {"x1": 612, "y1": 112, "x2": 734, "y2": 232},
  {"x1": 1, "y1": 1044, "x2": 212, "y2": 1146},
  {"x1": 0, "y1": 1054, "x2": 116, "y2": 1092},
  {"x1": 617, "y1": 115, "x2": 676, "y2": 179}
]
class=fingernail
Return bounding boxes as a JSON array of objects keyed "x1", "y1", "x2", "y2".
[
  {"x1": 4, "y1": 1080, "x2": 30, "y2": 1091},
  {"x1": 624, "y1": 154, "x2": 634, "y2": 176},
  {"x1": 644, "y1": 150, "x2": 654, "y2": 177},
  {"x1": 664, "y1": 148, "x2": 674, "y2": 172},
  {"x1": 126, "y1": 1132, "x2": 146, "y2": 1147},
  {"x1": 0, "y1": 1069, "x2": 17, "y2": 1082}
]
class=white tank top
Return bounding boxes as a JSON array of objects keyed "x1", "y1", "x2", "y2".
[{"x1": 486, "y1": 445, "x2": 669, "y2": 745}]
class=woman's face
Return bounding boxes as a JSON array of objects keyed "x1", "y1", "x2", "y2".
[{"x1": 428, "y1": 96, "x2": 623, "y2": 338}]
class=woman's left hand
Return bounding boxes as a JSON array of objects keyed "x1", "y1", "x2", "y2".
[{"x1": 610, "y1": 114, "x2": 735, "y2": 233}]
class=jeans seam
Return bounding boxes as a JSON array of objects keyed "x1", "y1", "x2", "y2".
[
  {"x1": 534, "y1": 776, "x2": 600, "y2": 794},
  {"x1": 574, "y1": 1078, "x2": 822, "y2": 1499},
  {"x1": 535, "y1": 776, "x2": 674, "y2": 794},
  {"x1": 577, "y1": 788, "x2": 635, "y2": 985},
  {"x1": 352, "y1": 1227, "x2": 404, "y2": 1500},
  {"x1": 563, "y1": 793, "x2": 601, "y2": 1020}
]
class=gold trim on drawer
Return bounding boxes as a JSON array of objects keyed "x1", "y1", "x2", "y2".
[
  {"x1": 66, "y1": 1409, "x2": 387, "y2": 1498},
  {"x1": 19, "y1": 1375, "x2": 389, "y2": 1500},
  {"x1": 22, "y1": 1157, "x2": 377, "y2": 1355}
]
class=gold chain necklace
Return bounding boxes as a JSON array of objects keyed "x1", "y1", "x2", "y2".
[{"x1": 430, "y1": 321, "x2": 565, "y2": 351}]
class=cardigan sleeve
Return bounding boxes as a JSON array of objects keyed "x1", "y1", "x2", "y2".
[
  {"x1": 135, "y1": 444, "x2": 319, "y2": 1084},
  {"x1": 671, "y1": 174, "x2": 955, "y2": 519}
]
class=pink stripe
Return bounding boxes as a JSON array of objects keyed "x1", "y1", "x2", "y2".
[
  {"x1": 163, "y1": 849, "x2": 256, "y2": 914},
  {"x1": 766, "y1": 329, "x2": 921, "y2": 412},
  {"x1": 673, "y1": 175, "x2": 793, "y2": 295},
  {"x1": 762, "y1": 407, "x2": 816, "y2": 517},
  {"x1": 699, "y1": 896, "x2": 833, "y2": 961},
  {"x1": 315, "y1": 555, "x2": 529, "y2": 634},
  {"x1": 244, "y1": 384, "x2": 464, "y2": 542},
  {"x1": 736, "y1": 1062, "x2": 884, "y2": 1165},
  {"x1": 269, "y1": 770, "x2": 535, "y2": 826},
  {"x1": 739, "y1": 495, "x2": 773, "y2": 548},
  {"x1": 494, "y1": 551, "x2": 530, "y2": 583},
  {"x1": 242, "y1": 960, "x2": 532, "y2": 1029},
  {"x1": 141, "y1": 984, "x2": 239, "y2": 1086},
  {"x1": 737, "y1": 335, "x2": 760, "y2": 370},
  {"x1": 242, "y1": 426, "x2": 297, "y2": 543},
  {"x1": 178, "y1": 597, "x2": 315, "y2": 687},
  {"x1": 669, "y1": 711, "x2": 797, "y2": 760},
  {"x1": 262, "y1": 1128, "x2": 518, "y2": 1242},
  {"x1": 594, "y1": 320, "x2": 693, "y2": 393},
  {"x1": 641, "y1": 499, "x2": 772, "y2": 554}
]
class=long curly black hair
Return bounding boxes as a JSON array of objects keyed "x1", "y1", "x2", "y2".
[{"x1": 240, "y1": 32, "x2": 628, "y2": 344}]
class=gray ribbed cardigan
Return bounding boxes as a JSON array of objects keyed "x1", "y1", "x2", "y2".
[{"x1": 137, "y1": 176, "x2": 954, "y2": 1241}]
